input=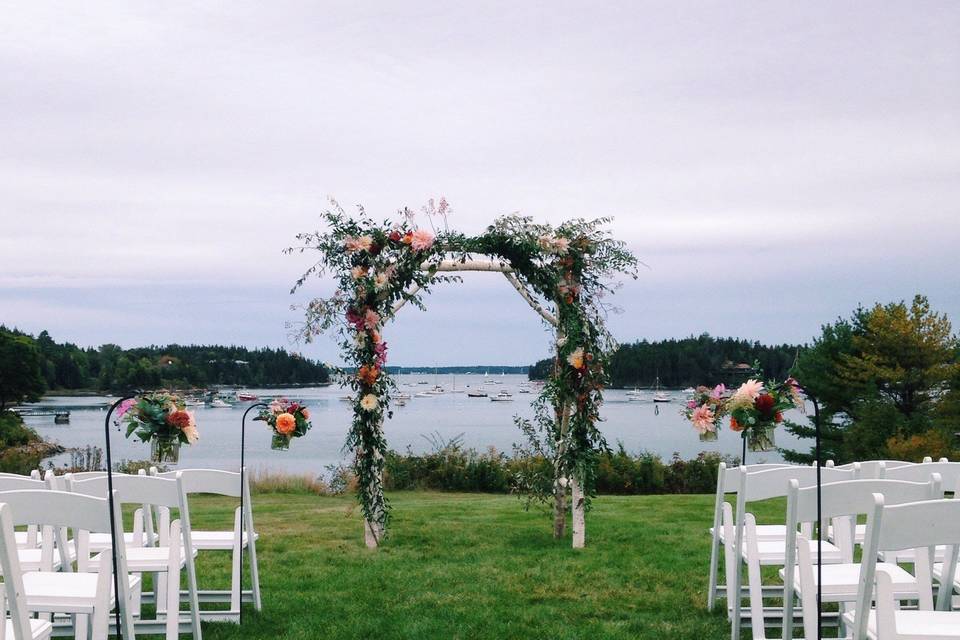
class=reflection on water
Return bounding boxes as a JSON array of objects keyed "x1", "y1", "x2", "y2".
[{"x1": 23, "y1": 375, "x2": 804, "y2": 474}]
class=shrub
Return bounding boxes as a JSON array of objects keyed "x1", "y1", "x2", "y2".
[{"x1": 885, "y1": 429, "x2": 958, "y2": 462}]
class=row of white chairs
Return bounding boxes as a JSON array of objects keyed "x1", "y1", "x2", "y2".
[
  {"x1": 0, "y1": 468, "x2": 261, "y2": 640},
  {"x1": 705, "y1": 457, "x2": 960, "y2": 639}
]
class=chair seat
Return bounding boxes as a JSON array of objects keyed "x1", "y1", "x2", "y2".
[
  {"x1": 842, "y1": 609, "x2": 960, "y2": 639},
  {"x1": 22, "y1": 571, "x2": 141, "y2": 614},
  {"x1": 14, "y1": 548, "x2": 59, "y2": 573},
  {"x1": 87, "y1": 531, "x2": 158, "y2": 552},
  {"x1": 932, "y1": 562, "x2": 960, "y2": 588},
  {"x1": 712, "y1": 524, "x2": 785, "y2": 543},
  {"x1": 112, "y1": 546, "x2": 198, "y2": 572},
  {"x1": 827, "y1": 523, "x2": 867, "y2": 545},
  {"x1": 779, "y1": 562, "x2": 919, "y2": 600},
  {"x1": 4, "y1": 618, "x2": 52, "y2": 640},
  {"x1": 14, "y1": 531, "x2": 41, "y2": 548},
  {"x1": 879, "y1": 546, "x2": 947, "y2": 564},
  {"x1": 741, "y1": 538, "x2": 843, "y2": 565},
  {"x1": 190, "y1": 529, "x2": 258, "y2": 550}
]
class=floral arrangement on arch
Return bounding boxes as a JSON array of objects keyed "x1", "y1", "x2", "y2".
[
  {"x1": 289, "y1": 199, "x2": 638, "y2": 544},
  {"x1": 683, "y1": 374, "x2": 805, "y2": 452},
  {"x1": 118, "y1": 392, "x2": 199, "y2": 463},
  {"x1": 257, "y1": 399, "x2": 312, "y2": 450}
]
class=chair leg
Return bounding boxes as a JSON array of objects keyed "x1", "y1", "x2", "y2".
[
  {"x1": 249, "y1": 538, "x2": 262, "y2": 610},
  {"x1": 73, "y1": 614, "x2": 88, "y2": 640},
  {"x1": 165, "y1": 568, "x2": 180, "y2": 640},
  {"x1": 231, "y1": 507, "x2": 242, "y2": 614},
  {"x1": 156, "y1": 570, "x2": 167, "y2": 615},
  {"x1": 708, "y1": 533, "x2": 720, "y2": 611},
  {"x1": 91, "y1": 606, "x2": 107, "y2": 640}
]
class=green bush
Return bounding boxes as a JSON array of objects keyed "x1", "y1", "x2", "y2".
[{"x1": 382, "y1": 437, "x2": 732, "y2": 495}]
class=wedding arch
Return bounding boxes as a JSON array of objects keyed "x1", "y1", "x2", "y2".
[{"x1": 289, "y1": 200, "x2": 637, "y2": 548}]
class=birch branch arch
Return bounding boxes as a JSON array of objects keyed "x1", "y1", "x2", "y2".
[{"x1": 289, "y1": 201, "x2": 637, "y2": 549}]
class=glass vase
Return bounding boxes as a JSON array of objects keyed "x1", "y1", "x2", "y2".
[
  {"x1": 271, "y1": 434, "x2": 291, "y2": 451},
  {"x1": 747, "y1": 425, "x2": 776, "y2": 452},
  {"x1": 699, "y1": 430, "x2": 718, "y2": 442},
  {"x1": 151, "y1": 436, "x2": 180, "y2": 464}
]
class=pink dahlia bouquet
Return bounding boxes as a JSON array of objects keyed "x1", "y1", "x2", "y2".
[
  {"x1": 257, "y1": 398, "x2": 312, "y2": 450},
  {"x1": 726, "y1": 377, "x2": 804, "y2": 451},
  {"x1": 682, "y1": 384, "x2": 728, "y2": 441}
]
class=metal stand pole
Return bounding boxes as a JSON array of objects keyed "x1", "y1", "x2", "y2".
[
  {"x1": 239, "y1": 402, "x2": 267, "y2": 625},
  {"x1": 741, "y1": 433, "x2": 747, "y2": 465},
  {"x1": 809, "y1": 393, "x2": 823, "y2": 640},
  {"x1": 105, "y1": 395, "x2": 136, "y2": 640}
]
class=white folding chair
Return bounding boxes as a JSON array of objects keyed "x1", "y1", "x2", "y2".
[
  {"x1": 729, "y1": 465, "x2": 854, "y2": 640},
  {"x1": 781, "y1": 476, "x2": 941, "y2": 640},
  {"x1": 878, "y1": 462, "x2": 960, "y2": 564},
  {"x1": 847, "y1": 496, "x2": 960, "y2": 639},
  {"x1": 151, "y1": 467, "x2": 261, "y2": 622},
  {"x1": 706, "y1": 462, "x2": 792, "y2": 611},
  {"x1": 0, "y1": 503, "x2": 53, "y2": 640},
  {"x1": 932, "y1": 477, "x2": 960, "y2": 610},
  {"x1": 67, "y1": 474, "x2": 202, "y2": 640},
  {"x1": 0, "y1": 489, "x2": 136, "y2": 640}
]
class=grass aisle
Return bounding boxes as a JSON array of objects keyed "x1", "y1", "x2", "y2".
[{"x1": 187, "y1": 491, "x2": 782, "y2": 640}]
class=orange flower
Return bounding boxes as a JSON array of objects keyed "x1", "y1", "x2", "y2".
[
  {"x1": 166, "y1": 410, "x2": 192, "y2": 430},
  {"x1": 774, "y1": 411, "x2": 783, "y2": 423},
  {"x1": 401, "y1": 232, "x2": 413, "y2": 245},
  {"x1": 370, "y1": 329, "x2": 382, "y2": 344},
  {"x1": 275, "y1": 413, "x2": 296, "y2": 435},
  {"x1": 301, "y1": 408, "x2": 310, "y2": 419},
  {"x1": 358, "y1": 365, "x2": 380, "y2": 385},
  {"x1": 730, "y1": 417, "x2": 745, "y2": 432}
]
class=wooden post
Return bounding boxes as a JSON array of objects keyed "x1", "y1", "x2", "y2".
[{"x1": 571, "y1": 474, "x2": 585, "y2": 548}]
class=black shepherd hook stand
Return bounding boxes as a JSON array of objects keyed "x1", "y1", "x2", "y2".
[
  {"x1": 239, "y1": 402, "x2": 268, "y2": 625},
  {"x1": 104, "y1": 394, "x2": 138, "y2": 640}
]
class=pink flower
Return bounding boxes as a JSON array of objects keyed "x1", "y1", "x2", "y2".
[
  {"x1": 115, "y1": 398, "x2": 137, "y2": 419},
  {"x1": 410, "y1": 229, "x2": 434, "y2": 252},
  {"x1": 269, "y1": 400, "x2": 283, "y2": 414},
  {"x1": 345, "y1": 308, "x2": 364, "y2": 331},
  {"x1": 344, "y1": 236, "x2": 373, "y2": 253},
  {"x1": 374, "y1": 341, "x2": 388, "y2": 367},
  {"x1": 363, "y1": 309, "x2": 380, "y2": 330},
  {"x1": 735, "y1": 379, "x2": 764, "y2": 401},
  {"x1": 691, "y1": 405, "x2": 716, "y2": 434},
  {"x1": 711, "y1": 384, "x2": 727, "y2": 399},
  {"x1": 686, "y1": 400, "x2": 698, "y2": 409}
]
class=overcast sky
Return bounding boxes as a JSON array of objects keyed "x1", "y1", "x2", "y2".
[{"x1": 2, "y1": 1, "x2": 958, "y2": 366}]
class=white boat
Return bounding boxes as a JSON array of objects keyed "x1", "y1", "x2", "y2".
[
  {"x1": 415, "y1": 392, "x2": 433, "y2": 398},
  {"x1": 467, "y1": 386, "x2": 488, "y2": 398},
  {"x1": 184, "y1": 398, "x2": 205, "y2": 407},
  {"x1": 209, "y1": 398, "x2": 233, "y2": 408},
  {"x1": 490, "y1": 390, "x2": 513, "y2": 402},
  {"x1": 518, "y1": 388, "x2": 531, "y2": 394},
  {"x1": 626, "y1": 388, "x2": 644, "y2": 402},
  {"x1": 682, "y1": 387, "x2": 695, "y2": 394},
  {"x1": 652, "y1": 377, "x2": 671, "y2": 403},
  {"x1": 395, "y1": 399, "x2": 407, "y2": 407},
  {"x1": 395, "y1": 392, "x2": 412, "y2": 400}
]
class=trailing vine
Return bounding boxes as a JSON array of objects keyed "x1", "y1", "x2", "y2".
[{"x1": 290, "y1": 200, "x2": 637, "y2": 545}]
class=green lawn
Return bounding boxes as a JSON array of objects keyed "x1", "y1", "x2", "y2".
[{"x1": 179, "y1": 491, "x2": 785, "y2": 640}]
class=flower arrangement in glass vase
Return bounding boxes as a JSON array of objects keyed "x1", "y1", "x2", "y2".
[
  {"x1": 726, "y1": 377, "x2": 805, "y2": 451},
  {"x1": 257, "y1": 399, "x2": 312, "y2": 450},
  {"x1": 681, "y1": 384, "x2": 728, "y2": 441},
  {"x1": 120, "y1": 392, "x2": 199, "y2": 464}
]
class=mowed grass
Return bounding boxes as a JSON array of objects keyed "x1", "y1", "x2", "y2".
[{"x1": 171, "y1": 491, "x2": 785, "y2": 640}]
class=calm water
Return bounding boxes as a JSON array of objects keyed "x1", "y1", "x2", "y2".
[{"x1": 22, "y1": 375, "x2": 807, "y2": 475}]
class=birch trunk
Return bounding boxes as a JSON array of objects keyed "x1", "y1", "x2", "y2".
[
  {"x1": 552, "y1": 401, "x2": 571, "y2": 539},
  {"x1": 571, "y1": 474, "x2": 585, "y2": 548},
  {"x1": 362, "y1": 419, "x2": 386, "y2": 549}
]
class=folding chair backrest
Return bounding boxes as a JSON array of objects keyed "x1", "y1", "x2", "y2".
[
  {"x1": 67, "y1": 474, "x2": 181, "y2": 509},
  {"x1": 882, "y1": 461, "x2": 960, "y2": 488},
  {"x1": 153, "y1": 468, "x2": 242, "y2": 497},
  {"x1": 739, "y1": 465, "x2": 855, "y2": 503},
  {"x1": 0, "y1": 503, "x2": 34, "y2": 640},
  {"x1": 855, "y1": 496, "x2": 960, "y2": 634},
  {"x1": 0, "y1": 471, "x2": 41, "y2": 481},
  {"x1": 790, "y1": 477, "x2": 942, "y2": 524}
]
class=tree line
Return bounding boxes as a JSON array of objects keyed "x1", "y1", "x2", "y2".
[
  {"x1": 529, "y1": 334, "x2": 800, "y2": 388},
  {"x1": 0, "y1": 327, "x2": 330, "y2": 406}
]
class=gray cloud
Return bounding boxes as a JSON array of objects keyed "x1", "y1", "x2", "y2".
[{"x1": 2, "y1": 1, "x2": 958, "y2": 364}]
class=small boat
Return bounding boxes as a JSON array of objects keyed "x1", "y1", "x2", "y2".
[
  {"x1": 395, "y1": 392, "x2": 412, "y2": 400},
  {"x1": 467, "y1": 386, "x2": 488, "y2": 398},
  {"x1": 417, "y1": 380, "x2": 429, "y2": 385},
  {"x1": 681, "y1": 387, "x2": 695, "y2": 394},
  {"x1": 395, "y1": 399, "x2": 407, "y2": 407},
  {"x1": 184, "y1": 397, "x2": 205, "y2": 407},
  {"x1": 209, "y1": 398, "x2": 233, "y2": 408},
  {"x1": 626, "y1": 388, "x2": 644, "y2": 402},
  {"x1": 652, "y1": 377, "x2": 671, "y2": 403},
  {"x1": 490, "y1": 390, "x2": 513, "y2": 402},
  {"x1": 427, "y1": 385, "x2": 446, "y2": 395},
  {"x1": 415, "y1": 392, "x2": 433, "y2": 398},
  {"x1": 237, "y1": 393, "x2": 258, "y2": 401},
  {"x1": 518, "y1": 388, "x2": 531, "y2": 394},
  {"x1": 339, "y1": 396, "x2": 353, "y2": 402}
]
